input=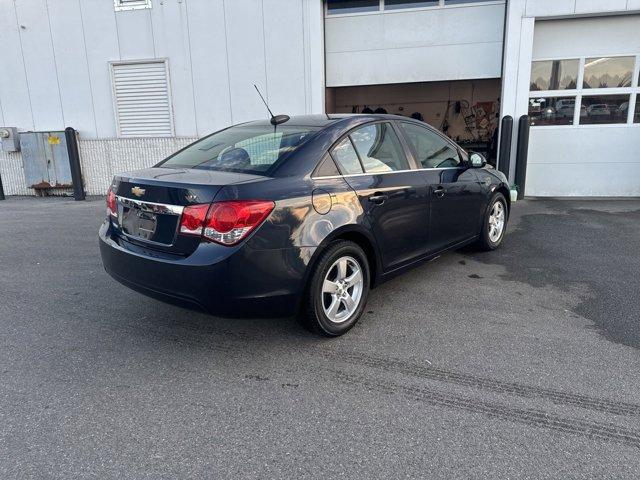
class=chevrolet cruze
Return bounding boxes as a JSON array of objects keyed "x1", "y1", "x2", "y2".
[{"x1": 99, "y1": 114, "x2": 510, "y2": 336}]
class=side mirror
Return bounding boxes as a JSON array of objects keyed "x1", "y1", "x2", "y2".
[{"x1": 468, "y1": 152, "x2": 486, "y2": 168}]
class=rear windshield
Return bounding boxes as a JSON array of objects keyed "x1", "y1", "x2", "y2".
[{"x1": 158, "y1": 125, "x2": 319, "y2": 175}]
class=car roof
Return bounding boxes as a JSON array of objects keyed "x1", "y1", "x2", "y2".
[{"x1": 242, "y1": 113, "x2": 413, "y2": 128}]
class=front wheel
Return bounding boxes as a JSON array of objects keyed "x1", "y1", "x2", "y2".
[
  {"x1": 475, "y1": 193, "x2": 508, "y2": 251},
  {"x1": 301, "y1": 240, "x2": 370, "y2": 336}
]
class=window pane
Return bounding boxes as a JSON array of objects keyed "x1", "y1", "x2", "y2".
[
  {"x1": 160, "y1": 125, "x2": 318, "y2": 174},
  {"x1": 444, "y1": 0, "x2": 495, "y2": 4},
  {"x1": 635, "y1": 100, "x2": 640, "y2": 124},
  {"x1": 314, "y1": 155, "x2": 340, "y2": 177},
  {"x1": 331, "y1": 138, "x2": 363, "y2": 175},
  {"x1": 528, "y1": 97, "x2": 577, "y2": 126},
  {"x1": 385, "y1": 0, "x2": 438, "y2": 9},
  {"x1": 581, "y1": 95, "x2": 630, "y2": 125},
  {"x1": 583, "y1": 57, "x2": 634, "y2": 89},
  {"x1": 400, "y1": 122, "x2": 461, "y2": 168},
  {"x1": 327, "y1": 0, "x2": 379, "y2": 14},
  {"x1": 350, "y1": 123, "x2": 410, "y2": 173},
  {"x1": 530, "y1": 60, "x2": 579, "y2": 91}
]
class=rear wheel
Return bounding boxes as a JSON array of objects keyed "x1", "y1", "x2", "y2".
[
  {"x1": 302, "y1": 240, "x2": 370, "y2": 336},
  {"x1": 475, "y1": 192, "x2": 508, "y2": 251}
]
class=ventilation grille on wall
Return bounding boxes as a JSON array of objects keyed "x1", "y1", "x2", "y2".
[{"x1": 111, "y1": 60, "x2": 174, "y2": 138}]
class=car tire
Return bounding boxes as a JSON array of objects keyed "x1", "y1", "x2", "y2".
[
  {"x1": 475, "y1": 192, "x2": 508, "y2": 251},
  {"x1": 301, "y1": 240, "x2": 370, "y2": 337}
]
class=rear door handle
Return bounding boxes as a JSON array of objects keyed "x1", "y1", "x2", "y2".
[
  {"x1": 433, "y1": 186, "x2": 446, "y2": 197},
  {"x1": 369, "y1": 193, "x2": 388, "y2": 205}
]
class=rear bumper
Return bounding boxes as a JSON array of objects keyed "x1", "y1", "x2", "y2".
[{"x1": 98, "y1": 221, "x2": 314, "y2": 317}]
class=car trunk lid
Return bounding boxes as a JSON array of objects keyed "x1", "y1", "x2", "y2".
[{"x1": 110, "y1": 167, "x2": 265, "y2": 254}]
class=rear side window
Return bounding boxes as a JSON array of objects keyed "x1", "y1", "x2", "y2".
[
  {"x1": 331, "y1": 138, "x2": 363, "y2": 175},
  {"x1": 314, "y1": 155, "x2": 341, "y2": 177},
  {"x1": 350, "y1": 123, "x2": 410, "y2": 173},
  {"x1": 400, "y1": 122, "x2": 461, "y2": 168}
]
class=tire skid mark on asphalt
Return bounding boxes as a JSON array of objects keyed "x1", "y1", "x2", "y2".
[
  {"x1": 321, "y1": 350, "x2": 640, "y2": 417},
  {"x1": 328, "y1": 369, "x2": 640, "y2": 449}
]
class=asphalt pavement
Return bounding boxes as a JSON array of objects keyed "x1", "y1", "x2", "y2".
[{"x1": 1, "y1": 196, "x2": 640, "y2": 479}]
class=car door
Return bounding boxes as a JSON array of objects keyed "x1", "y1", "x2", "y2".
[
  {"x1": 398, "y1": 121, "x2": 485, "y2": 254},
  {"x1": 330, "y1": 122, "x2": 429, "y2": 272}
]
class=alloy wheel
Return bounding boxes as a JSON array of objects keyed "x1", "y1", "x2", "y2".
[{"x1": 321, "y1": 256, "x2": 364, "y2": 324}]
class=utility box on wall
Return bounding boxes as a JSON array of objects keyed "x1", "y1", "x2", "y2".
[
  {"x1": 0, "y1": 127, "x2": 20, "y2": 152},
  {"x1": 20, "y1": 131, "x2": 73, "y2": 191}
]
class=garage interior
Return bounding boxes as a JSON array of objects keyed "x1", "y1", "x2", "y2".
[{"x1": 325, "y1": 78, "x2": 502, "y2": 164}]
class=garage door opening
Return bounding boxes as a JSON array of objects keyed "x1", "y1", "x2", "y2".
[{"x1": 325, "y1": 79, "x2": 501, "y2": 164}]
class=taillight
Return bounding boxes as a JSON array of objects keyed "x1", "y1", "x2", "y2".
[
  {"x1": 179, "y1": 204, "x2": 210, "y2": 236},
  {"x1": 106, "y1": 187, "x2": 117, "y2": 217},
  {"x1": 179, "y1": 200, "x2": 275, "y2": 246}
]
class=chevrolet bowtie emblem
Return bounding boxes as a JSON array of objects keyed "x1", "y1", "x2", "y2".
[{"x1": 131, "y1": 186, "x2": 146, "y2": 197}]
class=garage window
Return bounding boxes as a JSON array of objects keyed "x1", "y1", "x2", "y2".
[
  {"x1": 530, "y1": 59, "x2": 579, "y2": 91},
  {"x1": 326, "y1": 0, "x2": 379, "y2": 14},
  {"x1": 114, "y1": 0, "x2": 151, "y2": 11},
  {"x1": 581, "y1": 95, "x2": 630, "y2": 125},
  {"x1": 528, "y1": 55, "x2": 639, "y2": 127},
  {"x1": 583, "y1": 57, "x2": 634, "y2": 89}
]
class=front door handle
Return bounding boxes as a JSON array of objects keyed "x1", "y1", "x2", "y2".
[
  {"x1": 433, "y1": 186, "x2": 446, "y2": 197},
  {"x1": 369, "y1": 193, "x2": 388, "y2": 205}
]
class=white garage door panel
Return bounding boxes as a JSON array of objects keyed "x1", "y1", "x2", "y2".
[
  {"x1": 528, "y1": 127, "x2": 640, "y2": 165},
  {"x1": 526, "y1": 163, "x2": 640, "y2": 197},
  {"x1": 327, "y1": 43, "x2": 503, "y2": 87},
  {"x1": 533, "y1": 16, "x2": 640, "y2": 59},
  {"x1": 325, "y1": 4, "x2": 504, "y2": 87},
  {"x1": 527, "y1": 15, "x2": 640, "y2": 197}
]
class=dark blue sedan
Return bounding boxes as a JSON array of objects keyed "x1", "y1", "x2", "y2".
[{"x1": 99, "y1": 114, "x2": 510, "y2": 336}]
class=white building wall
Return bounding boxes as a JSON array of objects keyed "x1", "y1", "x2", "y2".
[
  {"x1": 325, "y1": 1, "x2": 506, "y2": 87},
  {"x1": 499, "y1": 0, "x2": 640, "y2": 196},
  {"x1": 0, "y1": 0, "x2": 324, "y2": 196}
]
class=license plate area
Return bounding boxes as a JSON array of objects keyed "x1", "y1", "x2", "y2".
[
  {"x1": 121, "y1": 207, "x2": 157, "y2": 240},
  {"x1": 116, "y1": 197, "x2": 183, "y2": 246}
]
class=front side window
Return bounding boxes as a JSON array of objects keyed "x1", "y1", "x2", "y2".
[
  {"x1": 159, "y1": 125, "x2": 318, "y2": 174},
  {"x1": 331, "y1": 137, "x2": 364, "y2": 175},
  {"x1": 583, "y1": 57, "x2": 634, "y2": 89},
  {"x1": 349, "y1": 123, "x2": 410, "y2": 173},
  {"x1": 530, "y1": 59, "x2": 579, "y2": 91},
  {"x1": 400, "y1": 123, "x2": 460, "y2": 168}
]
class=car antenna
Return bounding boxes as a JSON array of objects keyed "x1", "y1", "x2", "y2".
[{"x1": 254, "y1": 84, "x2": 289, "y2": 126}]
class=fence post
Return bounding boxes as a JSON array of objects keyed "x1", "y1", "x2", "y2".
[{"x1": 64, "y1": 127, "x2": 85, "y2": 201}]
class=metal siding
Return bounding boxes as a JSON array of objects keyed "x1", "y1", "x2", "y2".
[
  {"x1": 185, "y1": 0, "x2": 232, "y2": 135},
  {"x1": 224, "y1": 0, "x2": 269, "y2": 124},
  {"x1": 47, "y1": 0, "x2": 98, "y2": 138},
  {"x1": 111, "y1": 61, "x2": 174, "y2": 137},
  {"x1": 0, "y1": 4, "x2": 34, "y2": 130},
  {"x1": 13, "y1": 0, "x2": 64, "y2": 130},
  {"x1": 79, "y1": 0, "x2": 121, "y2": 139},
  {"x1": 150, "y1": 0, "x2": 197, "y2": 137}
]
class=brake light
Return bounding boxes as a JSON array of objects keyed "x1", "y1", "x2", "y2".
[
  {"x1": 106, "y1": 187, "x2": 117, "y2": 217},
  {"x1": 179, "y1": 200, "x2": 275, "y2": 246},
  {"x1": 179, "y1": 204, "x2": 210, "y2": 236}
]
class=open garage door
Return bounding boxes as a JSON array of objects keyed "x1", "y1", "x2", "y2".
[{"x1": 326, "y1": 79, "x2": 501, "y2": 164}]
